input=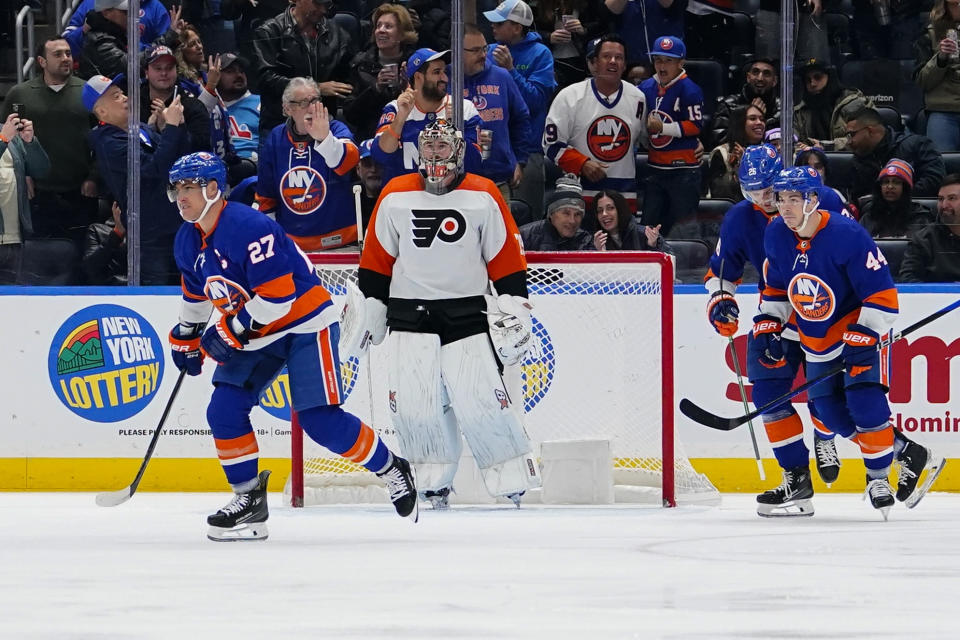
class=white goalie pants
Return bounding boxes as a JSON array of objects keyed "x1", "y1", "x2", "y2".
[{"x1": 386, "y1": 331, "x2": 541, "y2": 497}]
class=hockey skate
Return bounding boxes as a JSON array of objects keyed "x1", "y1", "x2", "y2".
[
  {"x1": 864, "y1": 476, "x2": 895, "y2": 521},
  {"x1": 505, "y1": 491, "x2": 525, "y2": 508},
  {"x1": 813, "y1": 432, "x2": 840, "y2": 486},
  {"x1": 377, "y1": 456, "x2": 418, "y2": 522},
  {"x1": 422, "y1": 487, "x2": 451, "y2": 510},
  {"x1": 756, "y1": 465, "x2": 814, "y2": 517},
  {"x1": 207, "y1": 470, "x2": 270, "y2": 542},
  {"x1": 895, "y1": 441, "x2": 947, "y2": 509}
]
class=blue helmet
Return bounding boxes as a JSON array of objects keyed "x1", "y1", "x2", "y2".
[
  {"x1": 773, "y1": 166, "x2": 823, "y2": 196},
  {"x1": 168, "y1": 152, "x2": 227, "y2": 191},
  {"x1": 738, "y1": 143, "x2": 782, "y2": 191}
]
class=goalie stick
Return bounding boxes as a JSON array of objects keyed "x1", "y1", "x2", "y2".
[{"x1": 681, "y1": 297, "x2": 960, "y2": 431}]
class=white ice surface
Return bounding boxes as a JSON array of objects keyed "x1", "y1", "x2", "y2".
[{"x1": 1, "y1": 492, "x2": 958, "y2": 639}]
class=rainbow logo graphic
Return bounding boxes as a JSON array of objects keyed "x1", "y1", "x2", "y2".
[{"x1": 48, "y1": 305, "x2": 165, "y2": 422}]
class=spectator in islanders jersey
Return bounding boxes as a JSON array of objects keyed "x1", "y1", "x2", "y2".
[
  {"x1": 462, "y1": 23, "x2": 534, "y2": 205},
  {"x1": 255, "y1": 77, "x2": 360, "y2": 251},
  {"x1": 372, "y1": 48, "x2": 483, "y2": 186},
  {"x1": 543, "y1": 35, "x2": 647, "y2": 211},
  {"x1": 639, "y1": 36, "x2": 703, "y2": 236}
]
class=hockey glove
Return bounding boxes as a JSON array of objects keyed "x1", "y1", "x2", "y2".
[
  {"x1": 841, "y1": 323, "x2": 880, "y2": 378},
  {"x1": 361, "y1": 297, "x2": 388, "y2": 351},
  {"x1": 169, "y1": 323, "x2": 205, "y2": 376},
  {"x1": 750, "y1": 314, "x2": 786, "y2": 369},
  {"x1": 201, "y1": 315, "x2": 249, "y2": 364},
  {"x1": 706, "y1": 291, "x2": 739, "y2": 337},
  {"x1": 486, "y1": 294, "x2": 534, "y2": 366}
]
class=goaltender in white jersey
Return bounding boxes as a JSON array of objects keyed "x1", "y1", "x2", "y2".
[{"x1": 354, "y1": 119, "x2": 541, "y2": 509}]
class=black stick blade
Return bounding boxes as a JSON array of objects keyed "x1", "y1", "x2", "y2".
[{"x1": 679, "y1": 398, "x2": 750, "y2": 431}]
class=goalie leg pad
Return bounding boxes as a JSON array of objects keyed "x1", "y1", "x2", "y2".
[
  {"x1": 387, "y1": 331, "x2": 462, "y2": 489},
  {"x1": 440, "y1": 334, "x2": 537, "y2": 495}
]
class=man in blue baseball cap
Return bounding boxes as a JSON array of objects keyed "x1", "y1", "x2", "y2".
[
  {"x1": 372, "y1": 47, "x2": 483, "y2": 186},
  {"x1": 84, "y1": 74, "x2": 191, "y2": 284}
]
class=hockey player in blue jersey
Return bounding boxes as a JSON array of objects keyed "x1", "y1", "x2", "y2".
[
  {"x1": 166, "y1": 152, "x2": 417, "y2": 540},
  {"x1": 255, "y1": 77, "x2": 360, "y2": 251},
  {"x1": 706, "y1": 150, "x2": 938, "y2": 515},
  {"x1": 760, "y1": 167, "x2": 942, "y2": 518}
]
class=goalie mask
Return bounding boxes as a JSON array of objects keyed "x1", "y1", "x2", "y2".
[{"x1": 418, "y1": 119, "x2": 465, "y2": 195}]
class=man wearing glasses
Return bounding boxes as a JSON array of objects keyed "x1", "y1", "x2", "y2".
[
  {"x1": 845, "y1": 107, "x2": 944, "y2": 202},
  {"x1": 254, "y1": 77, "x2": 361, "y2": 251}
]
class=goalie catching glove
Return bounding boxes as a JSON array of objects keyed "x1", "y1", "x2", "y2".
[
  {"x1": 750, "y1": 314, "x2": 785, "y2": 369},
  {"x1": 337, "y1": 280, "x2": 388, "y2": 358},
  {"x1": 706, "y1": 291, "x2": 739, "y2": 337},
  {"x1": 485, "y1": 294, "x2": 534, "y2": 366},
  {"x1": 169, "y1": 323, "x2": 205, "y2": 375}
]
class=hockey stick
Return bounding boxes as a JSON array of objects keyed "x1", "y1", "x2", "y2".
[
  {"x1": 681, "y1": 297, "x2": 960, "y2": 431},
  {"x1": 717, "y1": 259, "x2": 765, "y2": 480},
  {"x1": 353, "y1": 184, "x2": 377, "y2": 427},
  {"x1": 95, "y1": 368, "x2": 188, "y2": 507}
]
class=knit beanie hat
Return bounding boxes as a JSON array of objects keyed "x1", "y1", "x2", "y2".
[
  {"x1": 546, "y1": 174, "x2": 585, "y2": 216},
  {"x1": 877, "y1": 158, "x2": 914, "y2": 188}
]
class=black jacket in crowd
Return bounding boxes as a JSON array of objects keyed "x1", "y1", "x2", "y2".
[
  {"x1": 850, "y1": 127, "x2": 945, "y2": 202},
  {"x1": 79, "y1": 10, "x2": 175, "y2": 80},
  {"x1": 858, "y1": 187, "x2": 934, "y2": 239},
  {"x1": 899, "y1": 222, "x2": 960, "y2": 282},
  {"x1": 250, "y1": 8, "x2": 355, "y2": 132},
  {"x1": 344, "y1": 44, "x2": 416, "y2": 140},
  {"x1": 519, "y1": 219, "x2": 593, "y2": 251},
  {"x1": 710, "y1": 86, "x2": 781, "y2": 148},
  {"x1": 83, "y1": 220, "x2": 127, "y2": 285}
]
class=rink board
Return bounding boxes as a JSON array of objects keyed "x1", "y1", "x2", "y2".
[{"x1": 0, "y1": 284, "x2": 957, "y2": 493}]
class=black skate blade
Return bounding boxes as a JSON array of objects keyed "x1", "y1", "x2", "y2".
[
  {"x1": 95, "y1": 487, "x2": 133, "y2": 507},
  {"x1": 906, "y1": 457, "x2": 947, "y2": 509}
]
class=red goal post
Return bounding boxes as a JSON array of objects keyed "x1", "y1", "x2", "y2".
[{"x1": 291, "y1": 251, "x2": 719, "y2": 507}]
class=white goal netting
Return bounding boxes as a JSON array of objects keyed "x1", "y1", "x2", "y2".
[{"x1": 286, "y1": 252, "x2": 719, "y2": 507}]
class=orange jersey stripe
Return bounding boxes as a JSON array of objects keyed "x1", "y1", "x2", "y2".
[
  {"x1": 333, "y1": 141, "x2": 360, "y2": 176},
  {"x1": 254, "y1": 272, "x2": 297, "y2": 301},
  {"x1": 679, "y1": 121, "x2": 702, "y2": 136},
  {"x1": 359, "y1": 173, "x2": 425, "y2": 278},
  {"x1": 798, "y1": 309, "x2": 860, "y2": 353},
  {"x1": 343, "y1": 423, "x2": 376, "y2": 463},
  {"x1": 863, "y1": 287, "x2": 899, "y2": 312},
  {"x1": 254, "y1": 194, "x2": 277, "y2": 213},
  {"x1": 253, "y1": 285, "x2": 332, "y2": 337},
  {"x1": 557, "y1": 147, "x2": 589, "y2": 175},
  {"x1": 181, "y1": 276, "x2": 207, "y2": 300},
  {"x1": 288, "y1": 224, "x2": 359, "y2": 252},
  {"x1": 455, "y1": 174, "x2": 527, "y2": 282},
  {"x1": 215, "y1": 432, "x2": 259, "y2": 460}
]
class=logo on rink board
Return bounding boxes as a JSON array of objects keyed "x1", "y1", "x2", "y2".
[
  {"x1": 48, "y1": 305, "x2": 165, "y2": 422},
  {"x1": 257, "y1": 357, "x2": 360, "y2": 420},
  {"x1": 521, "y1": 316, "x2": 554, "y2": 413}
]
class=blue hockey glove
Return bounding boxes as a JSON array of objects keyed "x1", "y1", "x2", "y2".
[
  {"x1": 169, "y1": 323, "x2": 205, "y2": 376},
  {"x1": 750, "y1": 314, "x2": 786, "y2": 369},
  {"x1": 841, "y1": 323, "x2": 880, "y2": 378},
  {"x1": 706, "y1": 291, "x2": 739, "y2": 337},
  {"x1": 201, "y1": 315, "x2": 249, "y2": 364}
]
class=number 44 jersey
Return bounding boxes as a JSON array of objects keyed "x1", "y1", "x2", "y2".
[
  {"x1": 174, "y1": 201, "x2": 339, "y2": 349},
  {"x1": 358, "y1": 172, "x2": 528, "y2": 302}
]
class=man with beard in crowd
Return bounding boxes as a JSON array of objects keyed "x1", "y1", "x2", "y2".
[{"x1": 709, "y1": 56, "x2": 781, "y2": 148}]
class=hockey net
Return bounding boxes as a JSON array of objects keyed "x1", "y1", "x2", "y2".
[{"x1": 286, "y1": 251, "x2": 719, "y2": 507}]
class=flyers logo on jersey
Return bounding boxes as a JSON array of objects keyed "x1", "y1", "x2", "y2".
[
  {"x1": 204, "y1": 276, "x2": 251, "y2": 314},
  {"x1": 411, "y1": 208, "x2": 467, "y2": 247},
  {"x1": 280, "y1": 166, "x2": 327, "y2": 214},
  {"x1": 648, "y1": 110, "x2": 676, "y2": 150},
  {"x1": 587, "y1": 116, "x2": 630, "y2": 162},
  {"x1": 787, "y1": 273, "x2": 835, "y2": 322}
]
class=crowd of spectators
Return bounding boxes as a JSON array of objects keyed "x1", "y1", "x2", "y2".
[{"x1": 0, "y1": 0, "x2": 957, "y2": 285}]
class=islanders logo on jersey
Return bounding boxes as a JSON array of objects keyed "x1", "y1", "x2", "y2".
[
  {"x1": 648, "y1": 110, "x2": 677, "y2": 150},
  {"x1": 788, "y1": 273, "x2": 836, "y2": 322},
  {"x1": 587, "y1": 116, "x2": 631, "y2": 163},
  {"x1": 280, "y1": 166, "x2": 327, "y2": 215},
  {"x1": 471, "y1": 94, "x2": 488, "y2": 110},
  {"x1": 48, "y1": 305, "x2": 165, "y2": 422},
  {"x1": 204, "y1": 276, "x2": 251, "y2": 315}
]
